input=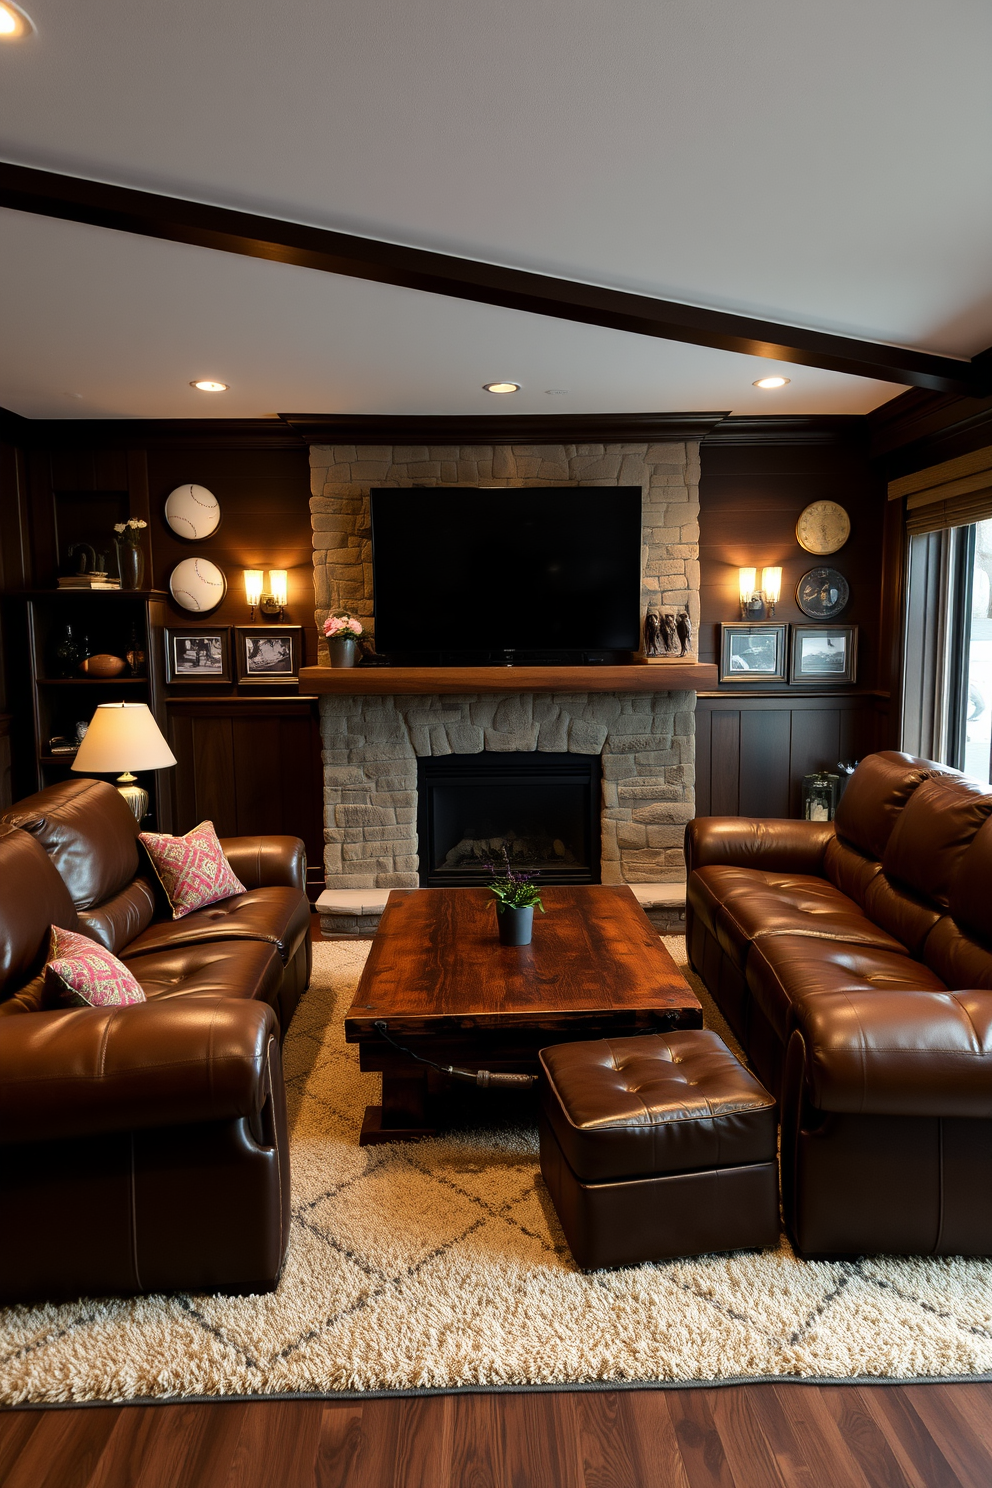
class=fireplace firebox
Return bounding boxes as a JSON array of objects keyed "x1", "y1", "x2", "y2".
[{"x1": 417, "y1": 752, "x2": 601, "y2": 887}]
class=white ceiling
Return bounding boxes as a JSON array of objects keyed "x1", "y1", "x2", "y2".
[{"x1": 1, "y1": 0, "x2": 990, "y2": 421}]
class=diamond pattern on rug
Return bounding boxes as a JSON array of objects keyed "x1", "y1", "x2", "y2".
[{"x1": 5, "y1": 935, "x2": 992, "y2": 1403}]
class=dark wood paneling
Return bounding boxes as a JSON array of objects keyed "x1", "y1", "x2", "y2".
[
  {"x1": 1, "y1": 162, "x2": 983, "y2": 394},
  {"x1": 167, "y1": 698, "x2": 323, "y2": 892}
]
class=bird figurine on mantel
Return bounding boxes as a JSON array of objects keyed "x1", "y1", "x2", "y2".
[
  {"x1": 675, "y1": 611, "x2": 692, "y2": 656},
  {"x1": 643, "y1": 608, "x2": 662, "y2": 657}
]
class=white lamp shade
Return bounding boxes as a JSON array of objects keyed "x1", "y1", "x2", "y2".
[
  {"x1": 738, "y1": 567, "x2": 757, "y2": 605},
  {"x1": 761, "y1": 567, "x2": 783, "y2": 605},
  {"x1": 71, "y1": 703, "x2": 177, "y2": 774},
  {"x1": 268, "y1": 569, "x2": 288, "y2": 606}
]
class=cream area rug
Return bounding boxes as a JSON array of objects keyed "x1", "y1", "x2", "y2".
[{"x1": 4, "y1": 938, "x2": 992, "y2": 1405}]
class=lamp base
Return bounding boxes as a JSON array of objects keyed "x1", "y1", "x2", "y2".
[{"x1": 116, "y1": 772, "x2": 149, "y2": 821}]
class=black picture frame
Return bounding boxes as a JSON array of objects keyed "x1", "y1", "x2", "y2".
[
  {"x1": 719, "y1": 622, "x2": 789, "y2": 683},
  {"x1": 165, "y1": 626, "x2": 232, "y2": 684},
  {"x1": 791, "y1": 624, "x2": 858, "y2": 685},
  {"x1": 796, "y1": 566, "x2": 850, "y2": 620},
  {"x1": 235, "y1": 625, "x2": 302, "y2": 685}
]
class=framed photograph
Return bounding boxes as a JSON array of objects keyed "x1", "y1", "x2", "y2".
[
  {"x1": 165, "y1": 626, "x2": 231, "y2": 684},
  {"x1": 235, "y1": 625, "x2": 302, "y2": 685},
  {"x1": 719, "y1": 622, "x2": 788, "y2": 683},
  {"x1": 791, "y1": 624, "x2": 858, "y2": 685}
]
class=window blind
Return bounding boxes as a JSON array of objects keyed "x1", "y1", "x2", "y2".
[{"x1": 888, "y1": 447, "x2": 992, "y2": 534}]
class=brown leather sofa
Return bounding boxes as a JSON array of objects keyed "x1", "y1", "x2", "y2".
[
  {"x1": 686, "y1": 751, "x2": 992, "y2": 1259},
  {"x1": 0, "y1": 778, "x2": 312, "y2": 1301}
]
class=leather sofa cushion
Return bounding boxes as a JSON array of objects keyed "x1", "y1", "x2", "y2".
[
  {"x1": 689, "y1": 866, "x2": 904, "y2": 971},
  {"x1": 539, "y1": 1031, "x2": 776, "y2": 1183},
  {"x1": 0, "y1": 825, "x2": 79, "y2": 997},
  {"x1": 822, "y1": 836, "x2": 883, "y2": 908},
  {"x1": 3, "y1": 778, "x2": 140, "y2": 911},
  {"x1": 949, "y1": 815, "x2": 992, "y2": 943},
  {"x1": 882, "y1": 773, "x2": 992, "y2": 908},
  {"x1": 746, "y1": 934, "x2": 948, "y2": 1045},
  {"x1": 122, "y1": 887, "x2": 311, "y2": 968},
  {"x1": 833, "y1": 751, "x2": 931, "y2": 861},
  {"x1": 78, "y1": 877, "x2": 157, "y2": 955},
  {"x1": 122, "y1": 940, "x2": 284, "y2": 1012},
  {"x1": 862, "y1": 874, "x2": 945, "y2": 959},
  {"x1": 923, "y1": 916, "x2": 992, "y2": 990}
]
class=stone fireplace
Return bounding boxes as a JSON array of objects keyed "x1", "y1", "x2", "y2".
[{"x1": 310, "y1": 440, "x2": 701, "y2": 929}]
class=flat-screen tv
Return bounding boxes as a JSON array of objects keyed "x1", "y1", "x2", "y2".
[{"x1": 370, "y1": 486, "x2": 642, "y2": 664}]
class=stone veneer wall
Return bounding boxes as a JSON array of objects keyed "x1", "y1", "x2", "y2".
[{"x1": 310, "y1": 442, "x2": 700, "y2": 893}]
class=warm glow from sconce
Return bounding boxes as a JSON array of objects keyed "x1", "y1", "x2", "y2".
[
  {"x1": 244, "y1": 570, "x2": 264, "y2": 607},
  {"x1": 761, "y1": 567, "x2": 782, "y2": 606},
  {"x1": 0, "y1": 3, "x2": 34, "y2": 39},
  {"x1": 267, "y1": 570, "x2": 288, "y2": 607},
  {"x1": 739, "y1": 568, "x2": 757, "y2": 608}
]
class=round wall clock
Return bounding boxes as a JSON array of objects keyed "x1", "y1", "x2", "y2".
[
  {"x1": 796, "y1": 567, "x2": 850, "y2": 620},
  {"x1": 796, "y1": 500, "x2": 850, "y2": 555},
  {"x1": 164, "y1": 483, "x2": 221, "y2": 540},
  {"x1": 169, "y1": 557, "x2": 227, "y2": 613}
]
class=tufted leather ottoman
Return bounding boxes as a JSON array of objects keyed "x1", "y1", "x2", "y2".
[{"x1": 539, "y1": 1031, "x2": 779, "y2": 1269}]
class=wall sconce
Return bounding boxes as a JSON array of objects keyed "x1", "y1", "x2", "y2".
[
  {"x1": 244, "y1": 568, "x2": 288, "y2": 620},
  {"x1": 739, "y1": 566, "x2": 782, "y2": 619}
]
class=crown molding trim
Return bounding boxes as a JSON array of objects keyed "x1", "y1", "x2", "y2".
[
  {"x1": 0, "y1": 161, "x2": 987, "y2": 396},
  {"x1": 278, "y1": 412, "x2": 730, "y2": 445}
]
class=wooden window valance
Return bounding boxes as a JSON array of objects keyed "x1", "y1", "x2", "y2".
[{"x1": 888, "y1": 447, "x2": 992, "y2": 534}]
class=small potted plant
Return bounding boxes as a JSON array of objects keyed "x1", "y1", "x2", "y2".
[
  {"x1": 323, "y1": 612, "x2": 364, "y2": 667},
  {"x1": 113, "y1": 518, "x2": 148, "y2": 590},
  {"x1": 486, "y1": 851, "x2": 545, "y2": 946}
]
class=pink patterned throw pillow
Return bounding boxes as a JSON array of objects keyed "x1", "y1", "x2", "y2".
[
  {"x1": 139, "y1": 820, "x2": 246, "y2": 919},
  {"x1": 45, "y1": 925, "x2": 146, "y2": 1009}
]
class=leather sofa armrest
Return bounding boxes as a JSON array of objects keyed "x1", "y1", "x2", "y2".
[
  {"x1": 0, "y1": 999, "x2": 278, "y2": 1144},
  {"x1": 684, "y1": 817, "x2": 835, "y2": 877},
  {"x1": 219, "y1": 835, "x2": 307, "y2": 891},
  {"x1": 789, "y1": 988, "x2": 992, "y2": 1118}
]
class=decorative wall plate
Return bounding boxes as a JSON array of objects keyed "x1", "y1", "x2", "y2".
[
  {"x1": 169, "y1": 557, "x2": 227, "y2": 613},
  {"x1": 164, "y1": 484, "x2": 221, "y2": 540},
  {"x1": 796, "y1": 500, "x2": 850, "y2": 555},
  {"x1": 796, "y1": 567, "x2": 850, "y2": 620}
]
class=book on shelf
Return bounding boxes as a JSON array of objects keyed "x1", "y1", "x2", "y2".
[{"x1": 57, "y1": 576, "x2": 121, "y2": 589}]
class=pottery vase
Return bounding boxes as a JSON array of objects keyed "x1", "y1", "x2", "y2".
[
  {"x1": 120, "y1": 542, "x2": 145, "y2": 591},
  {"x1": 329, "y1": 635, "x2": 358, "y2": 668},
  {"x1": 497, "y1": 905, "x2": 534, "y2": 947}
]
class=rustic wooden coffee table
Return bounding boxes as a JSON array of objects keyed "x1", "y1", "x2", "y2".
[{"x1": 344, "y1": 885, "x2": 702, "y2": 1143}]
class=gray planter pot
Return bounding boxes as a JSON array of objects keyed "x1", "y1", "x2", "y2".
[
  {"x1": 497, "y1": 905, "x2": 534, "y2": 946},
  {"x1": 329, "y1": 635, "x2": 359, "y2": 668}
]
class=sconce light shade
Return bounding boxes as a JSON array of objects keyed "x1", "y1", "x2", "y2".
[
  {"x1": 244, "y1": 570, "x2": 264, "y2": 607},
  {"x1": 761, "y1": 567, "x2": 782, "y2": 608},
  {"x1": 739, "y1": 567, "x2": 757, "y2": 617},
  {"x1": 268, "y1": 570, "x2": 288, "y2": 607}
]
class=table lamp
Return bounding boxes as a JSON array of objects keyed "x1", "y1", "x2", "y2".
[{"x1": 71, "y1": 702, "x2": 177, "y2": 820}]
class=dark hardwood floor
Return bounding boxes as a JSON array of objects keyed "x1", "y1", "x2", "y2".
[{"x1": 4, "y1": 919, "x2": 991, "y2": 1485}]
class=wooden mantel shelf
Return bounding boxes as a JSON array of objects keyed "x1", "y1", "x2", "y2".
[{"x1": 298, "y1": 662, "x2": 717, "y2": 695}]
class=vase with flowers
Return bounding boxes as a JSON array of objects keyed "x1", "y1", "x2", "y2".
[
  {"x1": 486, "y1": 851, "x2": 545, "y2": 946},
  {"x1": 323, "y1": 612, "x2": 364, "y2": 667},
  {"x1": 113, "y1": 518, "x2": 148, "y2": 591}
]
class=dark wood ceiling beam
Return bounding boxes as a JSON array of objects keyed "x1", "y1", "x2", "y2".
[{"x1": 0, "y1": 161, "x2": 988, "y2": 397}]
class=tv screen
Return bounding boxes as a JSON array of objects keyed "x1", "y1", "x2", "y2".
[{"x1": 370, "y1": 487, "x2": 642, "y2": 661}]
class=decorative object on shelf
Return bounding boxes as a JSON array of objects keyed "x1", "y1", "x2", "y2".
[
  {"x1": 675, "y1": 611, "x2": 692, "y2": 656},
  {"x1": 791, "y1": 624, "x2": 858, "y2": 685},
  {"x1": 643, "y1": 607, "x2": 661, "y2": 656},
  {"x1": 738, "y1": 566, "x2": 783, "y2": 619},
  {"x1": 78, "y1": 653, "x2": 126, "y2": 678},
  {"x1": 75, "y1": 720, "x2": 89, "y2": 744},
  {"x1": 164, "y1": 483, "x2": 221, "y2": 541},
  {"x1": 644, "y1": 607, "x2": 687, "y2": 660},
  {"x1": 126, "y1": 624, "x2": 146, "y2": 677},
  {"x1": 47, "y1": 735, "x2": 79, "y2": 756},
  {"x1": 51, "y1": 623, "x2": 82, "y2": 677},
  {"x1": 71, "y1": 701, "x2": 177, "y2": 820},
  {"x1": 235, "y1": 625, "x2": 302, "y2": 684},
  {"x1": 169, "y1": 556, "x2": 227, "y2": 613},
  {"x1": 796, "y1": 501, "x2": 851, "y2": 555},
  {"x1": 244, "y1": 568, "x2": 288, "y2": 620},
  {"x1": 113, "y1": 518, "x2": 148, "y2": 591},
  {"x1": 796, "y1": 566, "x2": 850, "y2": 619},
  {"x1": 486, "y1": 851, "x2": 545, "y2": 948},
  {"x1": 719, "y1": 622, "x2": 789, "y2": 683},
  {"x1": 165, "y1": 626, "x2": 232, "y2": 684},
  {"x1": 61, "y1": 543, "x2": 118, "y2": 588},
  {"x1": 323, "y1": 611, "x2": 363, "y2": 668},
  {"x1": 802, "y1": 771, "x2": 841, "y2": 821}
]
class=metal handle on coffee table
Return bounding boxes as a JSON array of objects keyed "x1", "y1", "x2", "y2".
[{"x1": 373, "y1": 1021, "x2": 537, "y2": 1089}]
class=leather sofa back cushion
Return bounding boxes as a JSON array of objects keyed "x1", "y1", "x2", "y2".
[
  {"x1": 924, "y1": 916, "x2": 992, "y2": 990},
  {"x1": 77, "y1": 877, "x2": 157, "y2": 955},
  {"x1": 949, "y1": 815, "x2": 992, "y2": 942},
  {"x1": 2, "y1": 778, "x2": 140, "y2": 911},
  {"x1": 823, "y1": 837, "x2": 883, "y2": 907},
  {"x1": 863, "y1": 874, "x2": 944, "y2": 959},
  {"x1": 833, "y1": 751, "x2": 931, "y2": 861},
  {"x1": 882, "y1": 774, "x2": 992, "y2": 908},
  {"x1": 0, "y1": 825, "x2": 79, "y2": 993}
]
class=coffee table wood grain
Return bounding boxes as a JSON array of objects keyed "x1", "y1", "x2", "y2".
[{"x1": 344, "y1": 885, "x2": 701, "y2": 1143}]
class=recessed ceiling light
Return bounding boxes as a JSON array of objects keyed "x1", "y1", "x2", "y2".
[
  {"x1": 0, "y1": 2, "x2": 33, "y2": 38},
  {"x1": 190, "y1": 379, "x2": 229, "y2": 393},
  {"x1": 483, "y1": 382, "x2": 520, "y2": 394},
  {"x1": 753, "y1": 376, "x2": 791, "y2": 389}
]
